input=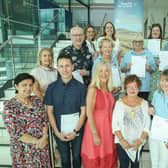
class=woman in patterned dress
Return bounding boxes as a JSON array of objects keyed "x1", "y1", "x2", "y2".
[
  {"x1": 3, "y1": 73, "x2": 51, "y2": 168},
  {"x1": 148, "y1": 23, "x2": 163, "y2": 101}
]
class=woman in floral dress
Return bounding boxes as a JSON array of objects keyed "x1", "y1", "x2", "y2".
[{"x1": 3, "y1": 73, "x2": 51, "y2": 168}]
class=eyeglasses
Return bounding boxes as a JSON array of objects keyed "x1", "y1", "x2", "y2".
[{"x1": 71, "y1": 34, "x2": 84, "y2": 37}]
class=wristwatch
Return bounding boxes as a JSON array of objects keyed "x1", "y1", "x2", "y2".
[{"x1": 73, "y1": 129, "x2": 80, "y2": 136}]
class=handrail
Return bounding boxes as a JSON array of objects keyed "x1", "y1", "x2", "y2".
[
  {"x1": 0, "y1": 12, "x2": 60, "y2": 50},
  {"x1": 0, "y1": 17, "x2": 40, "y2": 29}
]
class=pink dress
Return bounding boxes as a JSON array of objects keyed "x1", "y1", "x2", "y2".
[{"x1": 81, "y1": 88, "x2": 118, "y2": 168}]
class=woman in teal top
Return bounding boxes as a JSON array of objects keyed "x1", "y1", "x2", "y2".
[
  {"x1": 92, "y1": 37, "x2": 121, "y2": 100},
  {"x1": 148, "y1": 69, "x2": 168, "y2": 168}
]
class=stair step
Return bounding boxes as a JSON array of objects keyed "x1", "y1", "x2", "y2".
[{"x1": 0, "y1": 146, "x2": 12, "y2": 165}]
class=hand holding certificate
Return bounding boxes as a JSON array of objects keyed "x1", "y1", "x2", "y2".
[
  {"x1": 130, "y1": 56, "x2": 146, "y2": 77},
  {"x1": 61, "y1": 112, "x2": 79, "y2": 135},
  {"x1": 148, "y1": 39, "x2": 161, "y2": 57},
  {"x1": 159, "y1": 51, "x2": 168, "y2": 71},
  {"x1": 150, "y1": 115, "x2": 168, "y2": 142}
]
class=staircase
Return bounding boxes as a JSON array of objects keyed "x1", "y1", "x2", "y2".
[
  {"x1": 0, "y1": 89, "x2": 14, "y2": 167},
  {"x1": 53, "y1": 40, "x2": 72, "y2": 67}
]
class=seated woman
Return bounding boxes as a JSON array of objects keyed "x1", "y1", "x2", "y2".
[
  {"x1": 31, "y1": 48, "x2": 57, "y2": 100},
  {"x1": 3, "y1": 73, "x2": 51, "y2": 167},
  {"x1": 112, "y1": 75, "x2": 150, "y2": 168},
  {"x1": 81, "y1": 61, "x2": 118, "y2": 168}
]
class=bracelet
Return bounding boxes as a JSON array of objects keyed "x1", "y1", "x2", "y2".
[{"x1": 92, "y1": 130, "x2": 97, "y2": 135}]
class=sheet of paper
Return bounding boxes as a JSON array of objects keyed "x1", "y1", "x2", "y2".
[
  {"x1": 150, "y1": 115, "x2": 168, "y2": 142},
  {"x1": 111, "y1": 67, "x2": 121, "y2": 87},
  {"x1": 72, "y1": 70, "x2": 84, "y2": 84},
  {"x1": 130, "y1": 56, "x2": 146, "y2": 78},
  {"x1": 159, "y1": 51, "x2": 168, "y2": 71},
  {"x1": 61, "y1": 112, "x2": 79, "y2": 134},
  {"x1": 0, "y1": 101, "x2": 4, "y2": 112},
  {"x1": 147, "y1": 39, "x2": 161, "y2": 57}
]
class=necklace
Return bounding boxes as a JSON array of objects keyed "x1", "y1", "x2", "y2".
[
  {"x1": 122, "y1": 96, "x2": 142, "y2": 119},
  {"x1": 129, "y1": 108, "x2": 137, "y2": 119}
]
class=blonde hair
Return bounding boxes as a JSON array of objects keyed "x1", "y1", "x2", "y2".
[
  {"x1": 90, "y1": 60, "x2": 113, "y2": 91},
  {"x1": 158, "y1": 69, "x2": 168, "y2": 92},
  {"x1": 99, "y1": 37, "x2": 114, "y2": 55},
  {"x1": 38, "y1": 48, "x2": 54, "y2": 66}
]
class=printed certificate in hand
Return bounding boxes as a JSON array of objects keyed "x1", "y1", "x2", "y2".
[
  {"x1": 148, "y1": 39, "x2": 160, "y2": 57},
  {"x1": 0, "y1": 101, "x2": 4, "y2": 112},
  {"x1": 131, "y1": 56, "x2": 146, "y2": 78},
  {"x1": 159, "y1": 51, "x2": 168, "y2": 71},
  {"x1": 150, "y1": 115, "x2": 168, "y2": 142},
  {"x1": 61, "y1": 112, "x2": 79, "y2": 134},
  {"x1": 111, "y1": 67, "x2": 121, "y2": 87}
]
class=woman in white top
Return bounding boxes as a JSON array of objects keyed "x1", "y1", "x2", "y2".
[
  {"x1": 96, "y1": 21, "x2": 121, "y2": 64},
  {"x1": 31, "y1": 48, "x2": 57, "y2": 100},
  {"x1": 84, "y1": 25, "x2": 97, "y2": 60},
  {"x1": 112, "y1": 74, "x2": 150, "y2": 168}
]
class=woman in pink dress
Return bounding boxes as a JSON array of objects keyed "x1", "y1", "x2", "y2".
[{"x1": 81, "y1": 61, "x2": 118, "y2": 168}]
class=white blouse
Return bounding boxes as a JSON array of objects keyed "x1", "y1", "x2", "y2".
[
  {"x1": 112, "y1": 98, "x2": 150, "y2": 162},
  {"x1": 85, "y1": 40, "x2": 97, "y2": 60},
  {"x1": 31, "y1": 66, "x2": 58, "y2": 94}
]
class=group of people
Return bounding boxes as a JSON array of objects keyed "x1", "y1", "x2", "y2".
[{"x1": 2, "y1": 22, "x2": 168, "y2": 168}]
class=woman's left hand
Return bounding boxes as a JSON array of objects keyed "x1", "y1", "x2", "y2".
[
  {"x1": 36, "y1": 135, "x2": 48, "y2": 149},
  {"x1": 131, "y1": 139, "x2": 142, "y2": 150}
]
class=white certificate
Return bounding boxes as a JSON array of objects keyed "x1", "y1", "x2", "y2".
[
  {"x1": 159, "y1": 51, "x2": 168, "y2": 71},
  {"x1": 72, "y1": 70, "x2": 84, "y2": 84},
  {"x1": 131, "y1": 56, "x2": 146, "y2": 78},
  {"x1": 111, "y1": 67, "x2": 121, "y2": 87},
  {"x1": 0, "y1": 101, "x2": 4, "y2": 112},
  {"x1": 61, "y1": 112, "x2": 79, "y2": 134},
  {"x1": 150, "y1": 115, "x2": 168, "y2": 142},
  {"x1": 147, "y1": 39, "x2": 161, "y2": 57}
]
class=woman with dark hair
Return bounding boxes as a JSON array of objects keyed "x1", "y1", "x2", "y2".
[
  {"x1": 112, "y1": 75, "x2": 150, "y2": 168},
  {"x1": 148, "y1": 23, "x2": 162, "y2": 39},
  {"x1": 3, "y1": 73, "x2": 51, "y2": 167},
  {"x1": 96, "y1": 21, "x2": 121, "y2": 64},
  {"x1": 84, "y1": 25, "x2": 97, "y2": 60},
  {"x1": 148, "y1": 23, "x2": 163, "y2": 101}
]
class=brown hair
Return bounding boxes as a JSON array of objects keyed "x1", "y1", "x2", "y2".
[
  {"x1": 148, "y1": 23, "x2": 162, "y2": 39},
  {"x1": 124, "y1": 75, "x2": 142, "y2": 90},
  {"x1": 103, "y1": 21, "x2": 116, "y2": 41},
  {"x1": 84, "y1": 25, "x2": 96, "y2": 41}
]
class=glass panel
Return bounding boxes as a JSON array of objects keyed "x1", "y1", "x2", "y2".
[{"x1": 0, "y1": 3, "x2": 64, "y2": 91}]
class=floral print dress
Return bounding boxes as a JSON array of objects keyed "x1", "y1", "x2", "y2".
[{"x1": 3, "y1": 96, "x2": 51, "y2": 168}]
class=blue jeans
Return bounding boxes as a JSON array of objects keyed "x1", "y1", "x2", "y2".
[
  {"x1": 117, "y1": 143, "x2": 143, "y2": 168},
  {"x1": 55, "y1": 132, "x2": 83, "y2": 168}
]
